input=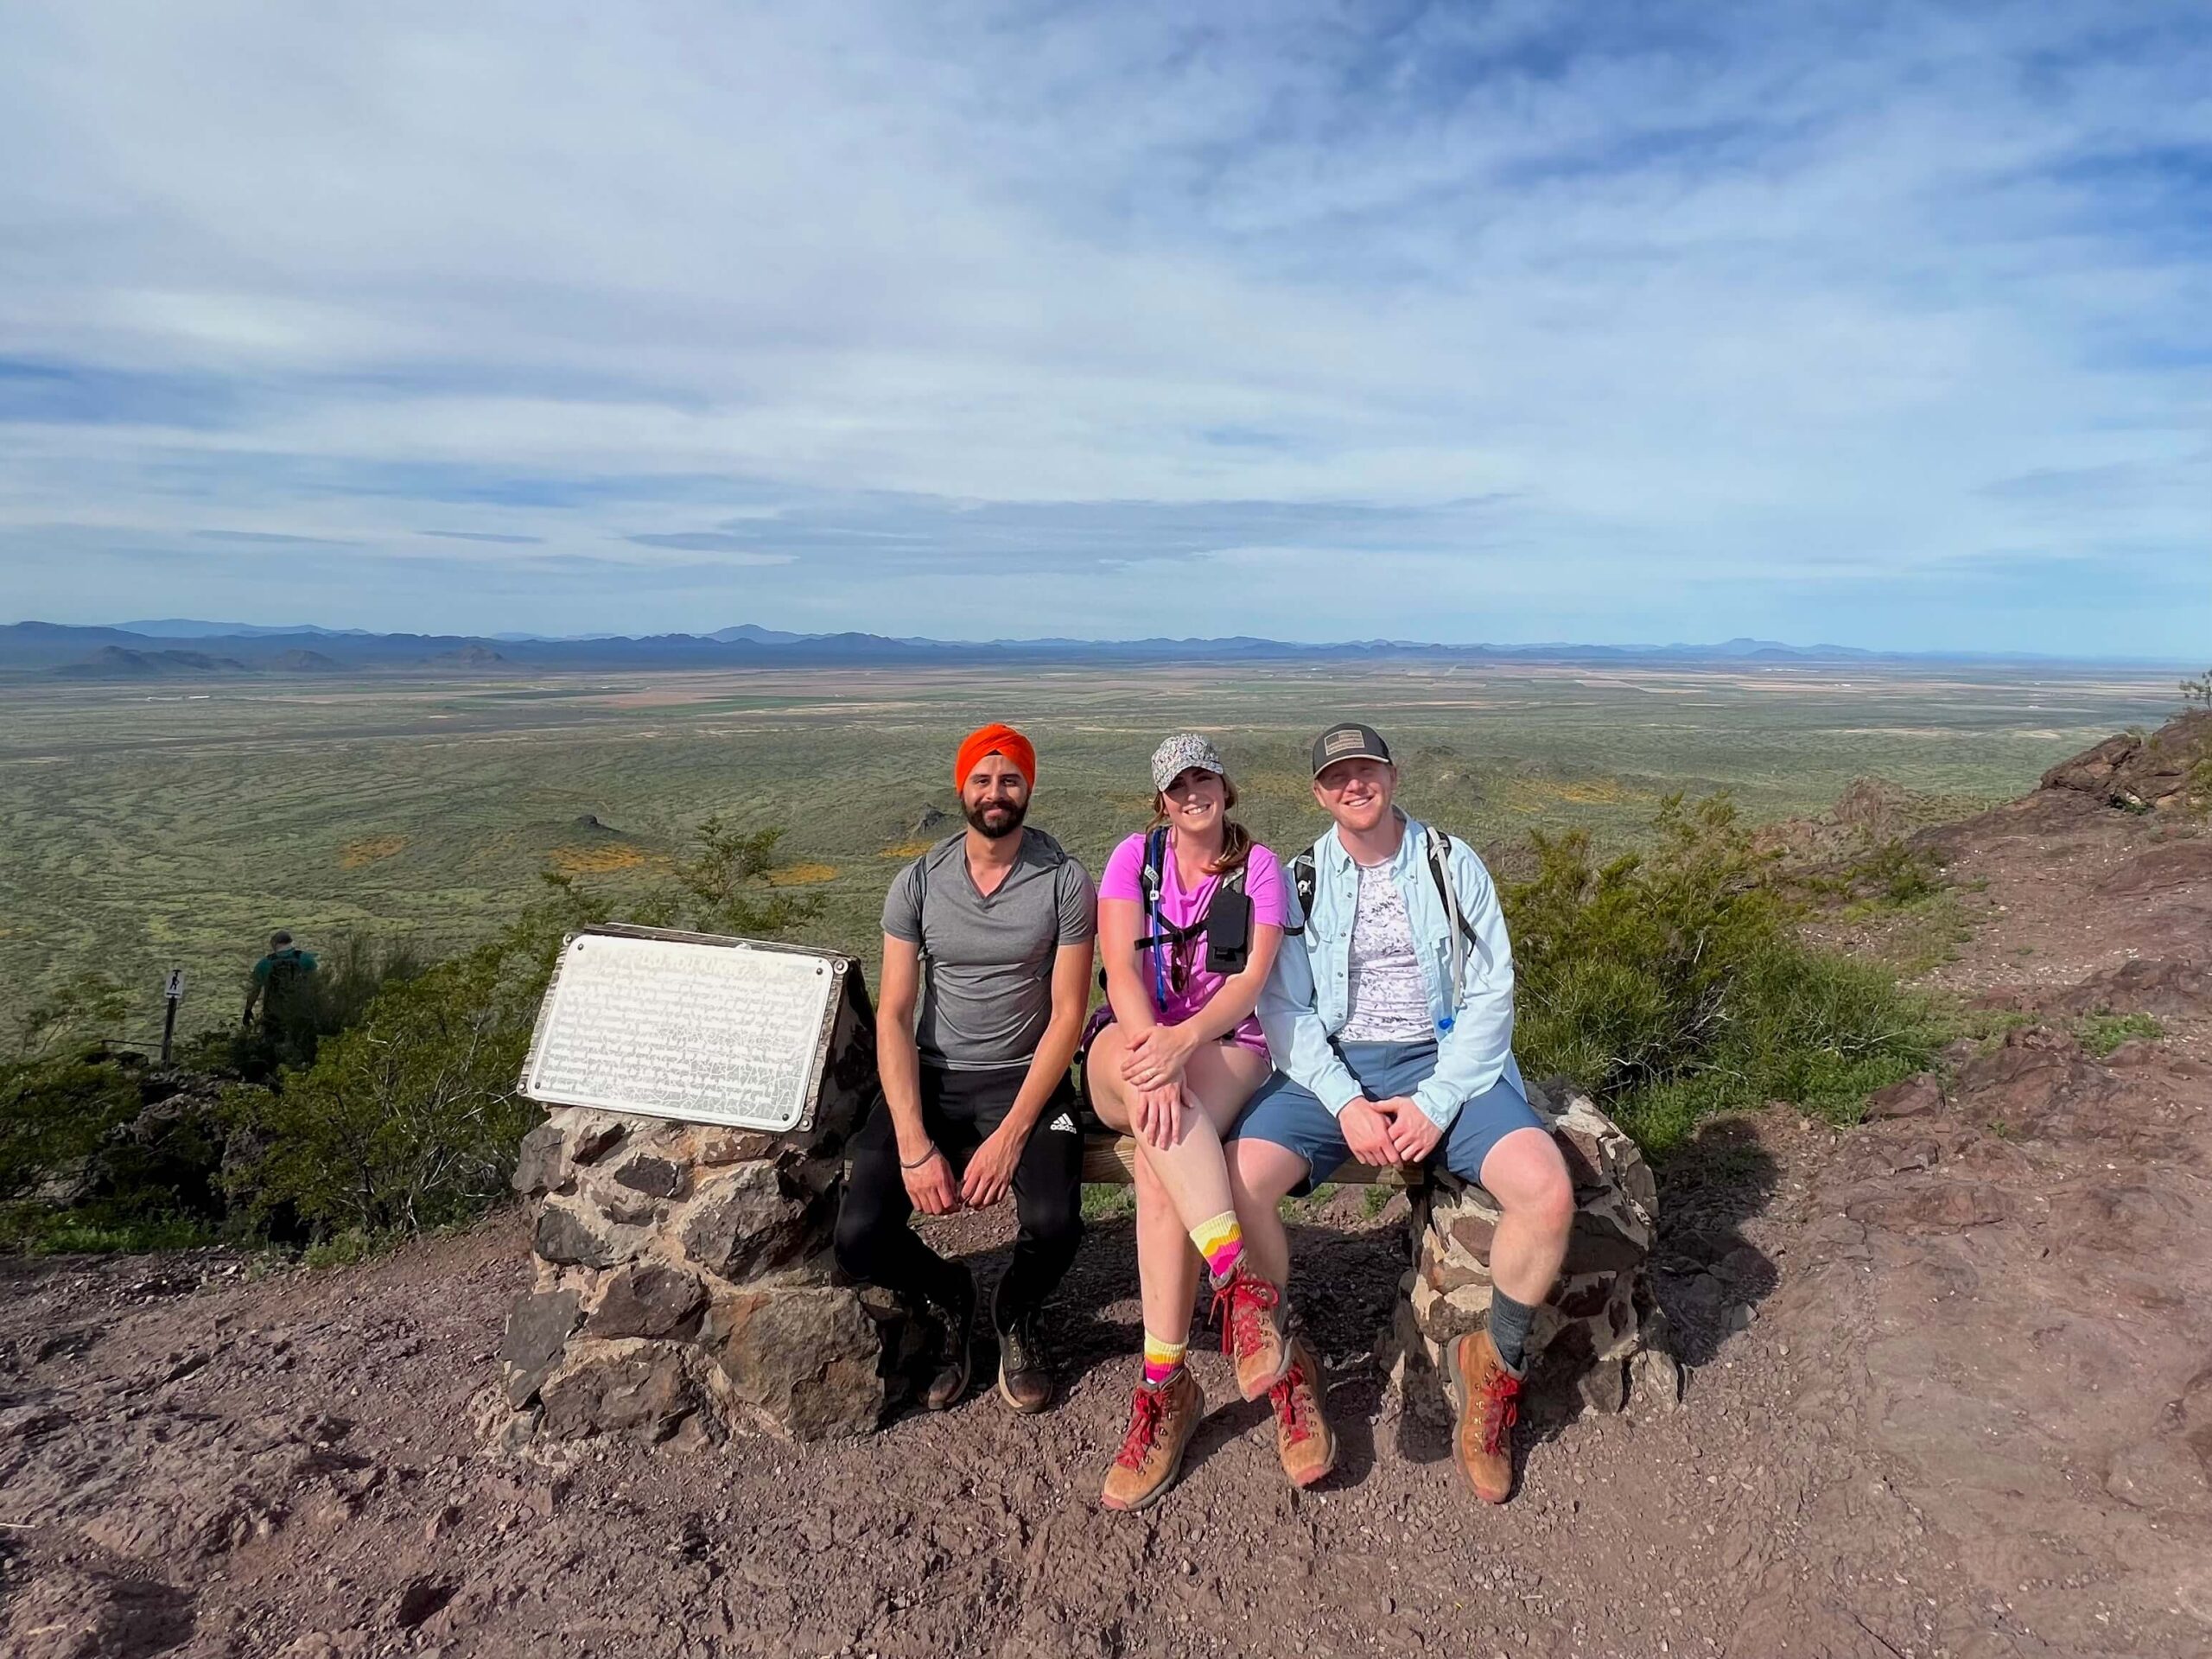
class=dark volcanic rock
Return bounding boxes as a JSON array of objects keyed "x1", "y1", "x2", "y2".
[
  {"x1": 512, "y1": 1122, "x2": 569, "y2": 1196},
  {"x1": 534, "y1": 1199, "x2": 645, "y2": 1270},
  {"x1": 700, "y1": 1286, "x2": 883, "y2": 1440},
  {"x1": 538, "y1": 1339, "x2": 709, "y2": 1442},
  {"x1": 501, "y1": 1287, "x2": 583, "y2": 1408},
  {"x1": 678, "y1": 1163, "x2": 812, "y2": 1280},
  {"x1": 613, "y1": 1154, "x2": 686, "y2": 1199},
  {"x1": 587, "y1": 1262, "x2": 709, "y2": 1341}
]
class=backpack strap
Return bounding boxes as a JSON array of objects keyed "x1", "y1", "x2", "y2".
[
  {"x1": 1136, "y1": 825, "x2": 1171, "y2": 1007},
  {"x1": 1422, "y1": 828, "x2": 1478, "y2": 1013},
  {"x1": 1284, "y1": 850, "x2": 1319, "y2": 936}
]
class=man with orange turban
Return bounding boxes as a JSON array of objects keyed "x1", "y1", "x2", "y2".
[{"x1": 836, "y1": 722, "x2": 1097, "y2": 1414}]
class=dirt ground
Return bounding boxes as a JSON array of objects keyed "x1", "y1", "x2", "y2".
[{"x1": 4, "y1": 778, "x2": 2210, "y2": 1658}]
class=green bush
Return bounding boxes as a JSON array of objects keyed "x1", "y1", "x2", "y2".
[
  {"x1": 1503, "y1": 793, "x2": 1940, "y2": 1153},
  {"x1": 0, "y1": 974, "x2": 141, "y2": 1205},
  {"x1": 218, "y1": 818, "x2": 821, "y2": 1245},
  {"x1": 220, "y1": 929, "x2": 548, "y2": 1237}
]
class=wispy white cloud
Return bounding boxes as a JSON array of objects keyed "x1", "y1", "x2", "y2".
[{"x1": 0, "y1": 1, "x2": 2206, "y2": 651}]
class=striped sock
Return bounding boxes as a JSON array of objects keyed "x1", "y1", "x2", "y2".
[
  {"x1": 1141, "y1": 1331, "x2": 1188, "y2": 1387},
  {"x1": 1191, "y1": 1211, "x2": 1244, "y2": 1285}
]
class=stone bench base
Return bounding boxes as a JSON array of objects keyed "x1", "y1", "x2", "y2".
[{"x1": 500, "y1": 1086, "x2": 1674, "y2": 1447}]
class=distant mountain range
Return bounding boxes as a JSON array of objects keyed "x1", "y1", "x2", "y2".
[{"x1": 0, "y1": 619, "x2": 2169, "y2": 679}]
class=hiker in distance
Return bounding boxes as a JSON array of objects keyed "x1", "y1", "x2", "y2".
[
  {"x1": 241, "y1": 929, "x2": 316, "y2": 1028},
  {"x1": 1083, "y1": 734, "x2": 1295, "y2": 1512},
  {"x1": 833, "y1": 722, "x2": 1097, "y2": 1414},
  {"x1": 1231, "y1": 722, "x2": 1573, "y2": 1504}
]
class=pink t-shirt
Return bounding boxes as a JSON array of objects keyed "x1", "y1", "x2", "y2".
[{"x1": 1098, "y1": 833, "x2": 1287, "y2": 1054}]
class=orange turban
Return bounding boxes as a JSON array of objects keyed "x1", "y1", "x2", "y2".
[{"x1": 955, "y1": 722, "x2": 1035, "y2": 790}]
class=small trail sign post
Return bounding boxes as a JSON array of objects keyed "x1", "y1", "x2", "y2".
[{"x1": 162, "y1": 968, "x2": 184, "y2": 1065}]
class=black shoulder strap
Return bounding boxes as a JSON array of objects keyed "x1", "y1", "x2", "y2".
[
  {"x1": 1424, "y1": 829, "x2": 1478, "y2": 944},
  {"x1": 1285, "y1": 850, "x2": 1318, "y2": 937}
]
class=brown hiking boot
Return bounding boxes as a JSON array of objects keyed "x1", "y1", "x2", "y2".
[
  {"x1": 992, "y1": 1277, "x2": 1056, "y2": 1414},
  {"x1": 1268, "y1": 1334, "x2": 1335, "y2": 1489},
  {"x1": 1212, "y1": 1261, "x2": 1290, "y2": 1401},
  {"x1": 1446, "y1": 1327, "x2": 1522, "y2": 1503},
  {"x1": 921, "y1": 1264, "x2": 979, "y2": 1411},
  {"x1": 1098, "y1": 1369, "x2": 1205, "y2": 1512}
]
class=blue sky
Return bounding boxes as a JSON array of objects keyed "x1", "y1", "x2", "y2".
[{"x1": 1, "y1": 2, "x2": 2207, "y2": 654}]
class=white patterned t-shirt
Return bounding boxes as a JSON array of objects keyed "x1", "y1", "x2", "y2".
[{"x1": 1339, "y1": 861, "x2": 1434, "y2": 1041}]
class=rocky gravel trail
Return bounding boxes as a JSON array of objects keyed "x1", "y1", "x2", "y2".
[{"x1": 4, "y1": 731, "x2": 2210, "y2": 1658}]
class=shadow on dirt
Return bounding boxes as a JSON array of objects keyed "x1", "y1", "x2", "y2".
[{"x1": 1647, "y1": 1116, "x2": 1783, "y2": 1367}]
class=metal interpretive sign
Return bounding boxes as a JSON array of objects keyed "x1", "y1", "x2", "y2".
[{"x1": 521, "y1": 925, "x2": 851, "y2": 1133}]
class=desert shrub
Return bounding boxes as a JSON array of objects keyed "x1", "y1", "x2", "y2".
[
  {"x1": 221, "y1": 817, "x2": 818, "y2": 1245},
  {"x1": 0, "y1": 975, "x2": 142, "y2": 1205},
  {"x1": 1503, "y1": 793, "x2": 1939, "y2": 1153},
  {"x1": 1847, "y1": 837, "x2": 1942, "y2": 906},
  {"x1": 221, "y1": 932, "x2": 545, "y2": 1237}
]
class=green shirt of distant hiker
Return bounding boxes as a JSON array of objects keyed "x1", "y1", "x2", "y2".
[{"x1": 244, "y1": 931, "x2": 317, "y2": 1026}]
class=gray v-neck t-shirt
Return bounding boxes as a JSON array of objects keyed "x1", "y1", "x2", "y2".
[{"x1": 883, "y1": 828, "x2": 1096, "y2": 1069}]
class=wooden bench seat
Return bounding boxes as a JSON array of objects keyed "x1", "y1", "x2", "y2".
[{"x1": 1078, "y1": 1132, "x2": 1411, "y2": 1187}]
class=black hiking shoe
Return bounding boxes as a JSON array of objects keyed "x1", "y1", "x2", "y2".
[
  {"x1": 922, "y1": 1263, "x2": 979, "y2": 1411},
  {"x1": 992, "y1": 1278, "x2": 1056, "y2": 1414}
]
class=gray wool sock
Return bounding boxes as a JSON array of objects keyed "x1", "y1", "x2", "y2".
[{"x1": 1487, "y1": 1290, "x2": 1535, "y2": 1376}]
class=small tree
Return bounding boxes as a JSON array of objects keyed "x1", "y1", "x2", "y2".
[
  {"x1": 670, "y1": 817, "x2": 825, "y2": 938},
  {"x1": 2181, "y1": 669, "x2": 2212, "y2": 711}
]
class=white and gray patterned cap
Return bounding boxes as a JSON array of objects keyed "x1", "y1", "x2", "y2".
[{"x1": 1151, "y1": 731, "x2": 1227, "y2": 792}]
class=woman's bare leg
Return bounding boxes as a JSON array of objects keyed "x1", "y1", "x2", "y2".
[
  {"x1": 1133, "y1": 1157, "x2": 1202, "y2": 1346},
  {"x1": 1132, "y1": 1042, "x2": 1272, "y2": 1237}
]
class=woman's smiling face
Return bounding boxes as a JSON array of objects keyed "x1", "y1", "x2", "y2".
[{"x1": 1160, "y1": 765, "x2": 1226, "y2": 835}]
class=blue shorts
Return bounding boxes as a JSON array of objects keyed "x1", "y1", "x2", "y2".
[{"x1": 1229, "y1": 1041, "x2": 1544, "y2": 1195}]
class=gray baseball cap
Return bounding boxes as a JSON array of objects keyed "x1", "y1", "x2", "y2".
[
  {"x1": 1151, "y1": 731, "x2": 1227, "y2": 792},
  {"x1": 1309, "y1": 721, "x2": 1392, "y2": 779}
]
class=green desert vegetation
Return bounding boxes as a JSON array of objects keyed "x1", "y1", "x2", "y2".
[{"x1": 0, "y1": 659, "x2": 2184, "y2": 1253}]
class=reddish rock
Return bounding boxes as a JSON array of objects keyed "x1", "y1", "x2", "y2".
[{"x1": 1864, "y1": 1073, "x2": 1944, "y2": 1122}]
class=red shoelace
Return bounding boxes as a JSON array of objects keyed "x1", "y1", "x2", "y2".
[
  {"x1": 1476, "y1": 1366, "x2": 1521, "y2": 1456},
  {"x1": 1114, "y1": 1385, "x2": 1166, "y2": 1469},
  {"x1": 1269, "y1": 1361, "x2": 1314, "y2": 1446},
  {"x1": 1211, "y1": 1270, "x2": 1279, "y2": 1360}
]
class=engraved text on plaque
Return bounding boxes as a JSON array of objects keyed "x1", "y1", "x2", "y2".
[{"x1": 524, "y1": 931, "x2": 840, "y2": 1132}]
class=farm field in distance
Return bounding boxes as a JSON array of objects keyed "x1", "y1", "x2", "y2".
[{"x1": 0, "y1": 658, "x2": 2183, "y2": 1044}]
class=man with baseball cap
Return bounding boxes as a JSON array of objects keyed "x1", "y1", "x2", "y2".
[
  {"x1": 1227, "y1": 721, "x2": 1574, "y2": 1503},
  {"x1": 835, "y1": 722, "x2": 1098, "y2": 1414}
]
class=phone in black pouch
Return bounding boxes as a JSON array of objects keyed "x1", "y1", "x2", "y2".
[{"x1": 1204, "y1": 887, "x2": 1253, "y2": 974}]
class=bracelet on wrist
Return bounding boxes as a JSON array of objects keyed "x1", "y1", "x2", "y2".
[{"x1": 899, "y1": 1143, "x2": 939, "y2": 1170}]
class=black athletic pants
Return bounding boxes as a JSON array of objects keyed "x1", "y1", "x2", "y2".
[{"x1": 835, "y1": 1065, "x2": 1084, "y2": 1324}]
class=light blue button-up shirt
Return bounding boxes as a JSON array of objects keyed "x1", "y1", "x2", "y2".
[{"x1": 1257, "y1": 812, "x2": 1523, "y2": 1129}]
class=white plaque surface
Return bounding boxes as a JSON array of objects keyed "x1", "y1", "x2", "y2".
[{"x1": 524, "y1": 931, "x2": 838, "y2": 1131}]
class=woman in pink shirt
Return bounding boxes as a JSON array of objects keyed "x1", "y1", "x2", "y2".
[{"x1": 1089, "y1": 733, "x2": 1290, "y2": 1511}]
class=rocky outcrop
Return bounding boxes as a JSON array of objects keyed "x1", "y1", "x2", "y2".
[
  {"x1": 2039, "y1": 709, "x2": 2211, "y2": 813},
  {"x1": 1382, "y1": 1087, "x2": 1675, "y2": 1421},
  {"x1": 501, "y1": 1106, "x2": 886, "y2": 1446}
]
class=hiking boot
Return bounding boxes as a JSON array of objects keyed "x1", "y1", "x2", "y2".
[
  {"x1": 1268, "y1": 1333, "x2": 1336, "y2": 1489},
  {"x1": 992, "y1": 1279, "x2": 1056, "y2": 1414},
  {"x1": 1446, "y1": 1327, "x2": 1522, "y2": 1504},
  {"x1": 1212, "y1": 1261, "x2": 1291, "y2": 1401},
  {"x1": 921, "y1": 1263, "x2": 979, "y2": 1412},
  {"x1": 1098, "y1": 1368, "x2": 1205, "y2": 1512}
]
